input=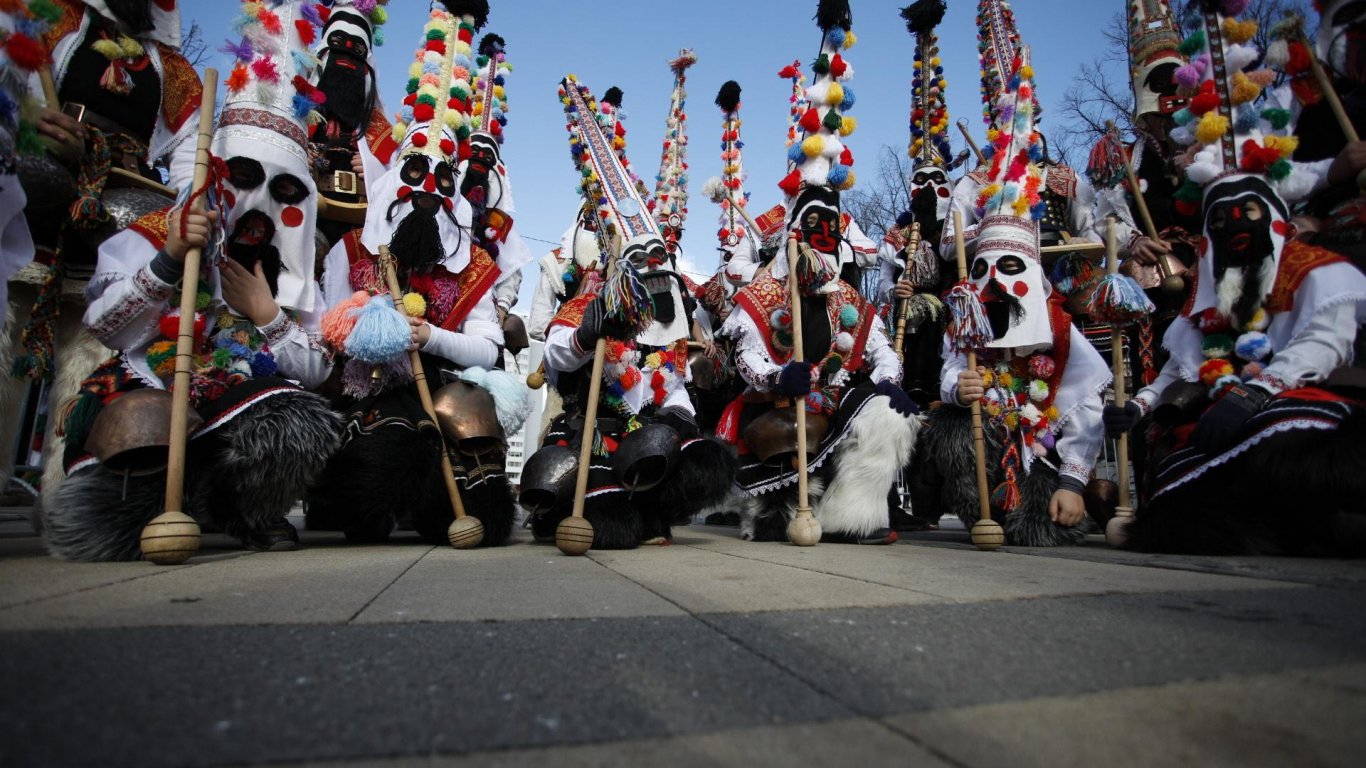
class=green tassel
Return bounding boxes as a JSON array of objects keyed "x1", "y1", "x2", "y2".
[
  {"x1": 1178, "y1": 30, "x2": 1205, "y2": 57},
  {"x1": 822, "y1": 108, "x2": 843, "y2": 133}
]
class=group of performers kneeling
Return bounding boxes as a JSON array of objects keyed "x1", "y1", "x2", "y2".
[{"x1": 2, "y1": 0, "x2": 1364, "y2": 564}]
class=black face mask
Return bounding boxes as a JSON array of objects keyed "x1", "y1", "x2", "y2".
[
  {"x1": 316, "y1": 51, "x2": 371, "y2": 133},
  {"x1": 105, "y1": 0, "x2": 154, "y2": 33},
  {"x1": 227, "y1": 212, "x2": 282, "y2": 296},
  {"x1": 1208, "y1": 196, "x2": 1276, "y2": 328},
  {"x1": 389, "y1": 203, "x2": 446, "y2": 272},
  {"x1": 979, "y1": 278, "x2": 1026, "y2": 340},
  {"x1": 801, "y1": 209, "x2": 841, "y2": 255}
]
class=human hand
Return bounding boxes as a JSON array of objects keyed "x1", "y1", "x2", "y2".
[
  {"x1": 1048, "y1": 489, "x2": 1086, "y2": 527},
  {"x1": 350, "y1": 151, "x2": 365, "y2": 180},
  {"x1": 1328, "y1": 140, "x2": 1366, "y2": 186},
  {"x1": 1102, "y1": 401, "x2": 1143, "y2": 437},
  {"x1": 36, "y1": 107, "x2": 85, "y2": 166},
  {"x1": 956, "y1": 366, "x2": 986, "y2": 405},
  {"x1": 775, "y1": 361, "x2": 815, "y2": 398},
  {"x1": 1130, "y1": 235, "x2": 1172, "y2": 267},
  {"x1": 164, "y1": 208, "x2": 219, "y2": 262},
  {"x1": 892, "y1": 279, "x2": 916, "y2": 300},
  {"x1": 408, "y1": 315, "x2": 432, "y2": 351},
  {"x1": 220, "y1": 258, "x2": 279, "y2": 327}
]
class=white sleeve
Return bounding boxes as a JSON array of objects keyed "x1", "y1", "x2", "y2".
[
  {"x1": 83, "y1": 232, "x2": 172, "y2": 353},
  {"x1": 1131, "y1": 354, "x2": 1185, "y2": 415},
  {"x1": 941, "y1": 177, "x2": 982, "y2": 257},
  {"x1": 721, "y1": 307, "x2": 781, "y2": 391},
  {"x1": 528, "y1": 271, "x2": 560, "y2": 342},
  {"x1": 419, "y1": 289, "x2": 502, "y2": 370},
  {"x1": 162, "y1": 119, "x2": 199, "y2": 193},
  {"x1": 320, "y1": 238, "x2": 354, "y2": 309},
  {"x1": 1253, "y1": 302, "x2": 1359, "y2": 394},
  {"x1": 543, "y1": 322, "x2": 593, "y2": 375},
  {"x1": 1068, "y1": 177, "x2": 1102, "y2": 244},
  {"x1": 257, "y1": 308, "x2": 333, "y2": 390},
  {"x1": 843, "y1": 218, "x2": 879, "y2": 269},
  {"x1": 863, "y1": 321, "x2": 902, "y2": 385},
  {"x1": 1095, "y1": 186, "x2": 1143, "y2": 257},
  {"x1": 939, "y1": 335, "x2": 968, "y2": 405},
  {"x1": 493, "y1": 269, "x2": 522, "y2": 312},
  {"x1": 876, "y1": 243, "x2": 902, "y2": 305},
  {"x1": 1056, "y1": 392, "x2": 1104, "y2": 484}
]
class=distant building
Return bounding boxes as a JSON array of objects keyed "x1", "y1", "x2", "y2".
[{"x1": 503, "y1": 335, "x2": 545, "y2": 488}]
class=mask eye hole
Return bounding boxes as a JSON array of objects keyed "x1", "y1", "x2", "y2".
[
  {"x1": 268, "y1": 174, "x2": 309, "y2": 205},
  {"x1": 400, "y1": 155, "x2": 429, "y2": 186},
  {"x1": 970, "y1": 258, "x2": 989, "y2": 280},
  {"x1": 997, "y1": 255, "x2": 1027, "y2": 276},
  {"x1": 226, "y1": 157, "x2": 265, "y2": 190},
  {"x1": 434, "y1": 162, "x2": 456, "y2": 197}
]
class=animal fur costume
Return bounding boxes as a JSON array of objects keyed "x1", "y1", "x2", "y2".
[
  {"x1": 917, "y1": 45, "x2": 1111, "y2": 547},
  {"x1": 721, "y1": 4, "x2": 920, "y2": 544},
  {"x1": 520, "y1": 75, "x2": 736, "y2": 549},
  {"x1": 40, "y1": 0, "x2": 343, "y2": 560},
  {"x1": 311, "y1": 2, "x2": 521, "y2": 546},
  {"x1": 1115, "y1": 0, "x2": 1366, "y2": 556},
  {"x1": 7, "y1": 0, "x2": 203, "y2": 507}
]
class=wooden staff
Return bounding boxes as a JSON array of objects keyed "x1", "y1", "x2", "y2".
[
  {"x1": 891, "y1": 222, "x2": 922, "y2": 360},
  {"x1": 1103, "y1": 218, "x2": 1135, "y2": 547},
  {"x1": 526, "y1": 361, "x2": 546, "y2": 389},
  {"x1": 1105, "y1": 121, "x2": 1184, "y2": 294},
  {"x1": 953, "y1": 211, "x2": 1004, "y2": 552},
  {"x1": 139, "y1": 70, "x2": 218, "y2": 565},
  {"x1": 956, "y1": 119, "x2": 986, "y2": 166},
  {"x1": 785, "y1": 235, "x2": 821, "y2": 547},
  {"x1": 380, "y1": 246, "x2": 484, "y2": 550},
  {"x1": 1298, "y1": 25, "x2": 1366, "y2": 189},
  {"x1": 556, "y1": 232, "x2": 625, "y2": 556},
  {"x1": 38, "y1": 70, "x2": 59, "y2": 108}
]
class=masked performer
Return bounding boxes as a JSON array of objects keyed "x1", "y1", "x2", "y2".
[
  {"x1": 1107, "y1": 0, "x2": 1366, "y2": 556},
  {"x1": 517, "y1": 75, "x2": 735, "y2": 550},
  {"x1": 918, "y1": 46, "x2": 1112, "y2": 547},
  {"x1": 311, "y1": 2, "x2": 525, "y2": 546},
  {"x1": 722, "y1": 1, "x2": 920, "y2": 545},
  {"x1": 40, "y1": 0, "x2": 342, "y2": 561}
]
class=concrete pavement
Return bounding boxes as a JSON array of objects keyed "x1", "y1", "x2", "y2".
[{"x1": 1, "y1": 508, "x2": 1364, "y2": 767}]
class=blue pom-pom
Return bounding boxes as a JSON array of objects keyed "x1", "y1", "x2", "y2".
[
  {"x1": 1234, "y1": 331, "x2": 1271, "y2": 362},
  {"x1": 827, "y1": 164, "x2": 851, "y2": 186},
  {"x1": 1028, "y1": 142, "x2": 1044, "y2": 161},
  {"x1": 788, "y1": 143, "x2": 806, "y2": 164},
  {"x1": 839, "y1": 86, "x2": 856, "y2": 111},
  {"x1": 373, "y1": 27, "x2": 384, "y2": 47},
  {"x1": 1234, "y1": 106, "x2": 1259, "y2": 133},
  {"x1": 1172, "y1": 107, "x2": 1194, "y2": 126},
  {"x1": 292, "y1": 94, "x2": 314, "y2": 120},
  {"x1": 494, "y1": 75, "x2": 505, "y2": 86},
  {"x1": 291, "y1": 51, "x2": 314, "y2": 76},
  {"x1": 344, "y1": 296, "x2": 412, "y2": 364},
  {"x1": 827, "y1": 27, "x2": 846, "y2": 49},
  {"x1": 250, "y1": 352, "x2": 279, "y2": 378},
  {"x1": 838, "y1": 303, "x2": 859, "y2": 329}
]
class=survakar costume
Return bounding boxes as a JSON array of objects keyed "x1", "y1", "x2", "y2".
[
  {"x1": 1112, "y1": 0, "x2": 1366, "y2": 556},
  {"x1": 518, "y1": 75, "x2": 735, "y2": 550},
  {"x1": 41, "y1": 0, "x2": 341, "y2": 560},
  {"x1": 311, "y1": 0, "x2": 526, "y2": 546},
  {"x1": 722, "y1": 0, "x2": 920, "y2": 545}
]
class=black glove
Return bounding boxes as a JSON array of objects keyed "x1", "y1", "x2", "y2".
[
  {"x1": 1190, "y1": 384, "x2": 1270, "y2": 455},
  {"x1": 775, "y1": 361, "x2": 815, "y2": 397},
  {"x1": 875, "y1": 380, "x2": 920, "y2": 417},
  {"x1": 1102, "y1": 401, "x2": 1143, "y2": 437},
  {"x1": 574, "y1": 296, "x2": 631, "y2": 349}
]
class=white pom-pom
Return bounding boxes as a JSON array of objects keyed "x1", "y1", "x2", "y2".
[
  {"x1": 834, "y1": 331, "x2": 854, "y2": 353},
  {"x1": 1274, "y1": 164, "x2": 1318, "y2": 203},
  {"x1": 1185, "y1": 147, "x2": 1223, "y2": 184},
  {"x1": 821, "y1": 136, "x2": 844, "y2": 160},
  {"x1": 1169, "y1": 126, "x2": 1195, "y2": 146},
  {"x1": 702, "y1": 176, "x2": 727, "y2": 203},
  {"x1": 1225, "y1": 44, "x2": 1260, "y2": 72},
  {"x1": 805, "y1": 82, "x2": 830, "y2": 108},
  {"x1": 1264, "y1": 39, "x2": 1289, "y2": 69},
  {"x1": 801, "y1": 157, "x2": 832, "y2": 186}
]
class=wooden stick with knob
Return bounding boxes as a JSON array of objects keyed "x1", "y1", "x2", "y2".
[
  {"x1": 38, "y1": 70, "x2": 59, "y2": 109},
  {"x1": 892, "y1": 222, "x2": 922, "y2": 360},
  {"x1": 1296, "y1": 24, "x2": 1366, "y2": 189},
  {"x1": 139, "y1": 69, "x2": 218, "y2": 565},
  {"x1": 1103, "y1": 218, "x2": 1135, "y2": 547},
  {"x1": 1105, "y1": 120, "x2": 1185, "y2": 296},
  {"x1": 952, "y1": 211, "x2": 1004, "y2": 552},
  {"x1": 957, "y1": 119, "x2": 987, "y2": 167},
  {"x1": 379, "y1": 246, "x2": 484, "y2": 549},
  {"x1": 784, "y1": 235, "x2": 822, "y2": 547}
]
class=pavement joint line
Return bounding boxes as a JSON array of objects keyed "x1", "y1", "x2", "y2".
[
  {"x1": 0, "y1": 549, "x2": 255, "y2": 613},
  {"x1": 875, "y1": 717, "x2": 976, "y2": 768},
  {"x1": 344, "y1": 545, "x2": 437, "y2": 624},
  {"x1": 998, "y1": 545, "x2": 1366, "y2": 587}
]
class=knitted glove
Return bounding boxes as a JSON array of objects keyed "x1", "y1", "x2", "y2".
[
  {"x1": 1102, "y1": 401, "x2": 1143, "y2": 437},
  {"x1": 775, "y1": 361, "x2": 815, "y2": 397},
  {"x1": 874, "y1": 380, "x2": 919, "y2": 417}
]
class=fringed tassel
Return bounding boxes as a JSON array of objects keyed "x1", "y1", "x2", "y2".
[
  {"x1": 601, "y1": 258, "x2": 654, "y2": 337},
  {"x1": 340, "y1": 356, "x2": 413, "y2": 400},
  {"x1": 343, "y1": 295, "x2": 411, "y2": 364},
  {"x1": 945, "y1": 280, "x2": 992, "y2": 351},
  {"x1": 10, "y1": 263, "x2": 61, "y2": 380},
  {"x1": 69, "y1": 129, "x2": 112, "y2": 227},
  {"x1": 1086, "y1": 273, "x2": 1155, "y2": 325},
  {"x1": 990, "y1": 441, "x2": 1022, "y2": 512}
]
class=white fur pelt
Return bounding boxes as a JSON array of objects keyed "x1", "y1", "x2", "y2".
[
  {"x1": 815, "y1": 397, "x2": 920, "y2": 537},
  {"x1": 0, "y1": 297, "x2": 26, "y2": 488},
  {"x1": 39, "y1": 315, "x2": 113, "y2": 505},
  {"x1": 538, "y1": 387, "x2": 564, "y2": 446},
  {"x1": 740, "y1": 476, "x2": 827, "y2": 542}
]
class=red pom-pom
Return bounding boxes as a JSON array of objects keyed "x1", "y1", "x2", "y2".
[
  {"x1": 1239, "y1": 139, "x2": 1281, "y2": 174},
  {"x1": 830, "y1": 54, "x2": 847, "y2": 78},
  {"x1": 778, "y1": 65, "x2": 800, "y2": 78},
  {"x1": 411, "y1": 133, "x2": 428, "y2": 147},
  {"x1": 226, "y1": 64, "x2": 250, "y2": 93},
  {"x1": 4, "y1": 33, "x2": 48, "y2": 72},
  {"x1": 457, "y1": 141, "x2": 472, "y2": 162},
  {"x1": 259, "y1": 9, "x2": 282, "y2": 35},
  {"x1": 778, "y1": 169, "x2": 803, "y2": 197},
  {"x1": 414, "y1": 103, "x2": 435, "y2": 122},
  {"x1": 440, "y1": 138, "x2": 456, "y2": 157},
  {"x1": 800, "y1": 108, "x2": 822, "y2": 133},
  {"x1": 614, "y1": 121, "x2": 626, "y2": 138},
  {"x1": 839, "y1": 148, "x2": 853, "y2": 166},
  {"x1": 1189, "y1": 81, "x2": 1219, "y2": 116},
  {"x1": 294, "y1": 19, "x2": 315, "y2": 47}
]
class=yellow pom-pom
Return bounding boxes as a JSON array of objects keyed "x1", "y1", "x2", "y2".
[
  {"x1": 1264, "y1": 134, "x2": 1299, "y2": 158},
  {"x1": 802, "y1": 135, "x2": 825, "y2": 158},
  {"x1": 931, "y1": 57, "x2": 941, "y2": 67},
  {"x1": 1223, "y1": 18, "x2": 1258, "y2": 44},
  {"x1": 494, "y1": 86, "x2": 506, "y2": 99},
  {"x1": 837, "y1": 170, "x2": 856, "y2": 190},
  {"x1": 402, "y1": 293, "x2": 427, "y2": 318},
  {"x1": 987, "y1": 128, "x2": 1000, "y2": 142},
  {"x1": 980, "y1": 183, "x2": 1002, "y2": 200},
  {"x1": 1195, "y1": 112, "x2": 1230, "y2": 145},
  {"x1": 612, "y1": 136, "x2": 626, "y2": 150},
  {"x1": 1020, "y1": 66, "x2": 1034, "y2": 80},
  {"x1": 409, "y1": 62, "x2": 423, "y2": 78},
  {"x1": 1012, "y1": 197, "x2": 1029, "y2": 216},
  {"x1": 117, "y1": 36, "x2": 143, "y2": 58},
  {"x1": 839, "y1": 116, "x2": 857, "y2": 136},
  {"x1": 843, "y1": 31, "x2": 857, "y2": 49},
  {"x1": 1230, "y1": 72, "x2": 1261, "y2": 105},
  {"x1": 392, "y1": 123, "x2": 407, "y2": 142},
  {"x1": 92, "y1": 39, "x2": 123, "y2": 59},
  {"x1": 827, "y1": 83, "x2": 845, "y2": 106}
]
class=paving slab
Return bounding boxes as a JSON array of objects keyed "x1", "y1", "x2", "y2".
[
  {"x1": 0, "y1": 617, "x2": 850, "y2": 768},
  {"x1": 679, "y1": 527, "x2": 1302, "y2": 603},
  {"x1": 885, "y1": 663, "x2": 1366, "y2": 768},
  {"x1": 0, "y1": 544, "x2": 432, "y2": 630},
  {"x1": 285, "y1": 718, "x2": 951, "y2": 768},
  {"x1": 352, "y1": 540, "x2": 687, "y2": 623}
]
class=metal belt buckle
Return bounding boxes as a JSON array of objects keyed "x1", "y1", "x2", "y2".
[{"x1": 332, "y1": 170, "x2": 358, "y2": 195}]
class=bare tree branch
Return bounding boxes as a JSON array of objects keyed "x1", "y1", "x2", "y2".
[{"x1": 181, "y1": 21, "x2": 208, "y2": 68}]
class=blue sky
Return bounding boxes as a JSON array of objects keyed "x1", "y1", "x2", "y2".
[{"x1": 185, "y1": 0, "x2": 1128, "y2": 303}]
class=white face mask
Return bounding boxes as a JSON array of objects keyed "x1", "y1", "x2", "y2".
[
  {"x1": 968, "y1": 216, "x2": 1052, "y2": 350},
  {"x1": 910, "y1": 166, "x2": 952, "y2": 220},
  {"x1": 216, "y1": 145, "x2": 318, "y2": 313}
]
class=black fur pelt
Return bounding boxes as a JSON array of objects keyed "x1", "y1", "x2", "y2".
[
  {"x1": 920, "y1": 405, "x2": 1086, "y2": 546},
  {"x1": 534, "y1": 491, "x2": 643, "y2": 550},
  {"x1": 41, "y1": 465, "x2": 168, "y2": 562},
  {"x1": 190, "y1": 392, "x2": 342, "y2": 542},
  {"x1": 410, "y1": 467, "x2": 516, "y2": 548},
  {"x1": 308, "y1": 422, "x2": 443, "y2": 543},
  {"x1": 1126, "y1": 409, "x2": 1366, "y2": 556},
  {"x1": 636, "y1": 437, "x2": 739, "y2": 530},
  {"x1": 742, "y1": 485, "x2": 802, "y2": 542}
]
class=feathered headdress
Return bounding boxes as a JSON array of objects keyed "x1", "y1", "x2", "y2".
[
  {"x1": 902, "y1": 0, "x2": 952, "y2": 169},
  {"x1": 777, "y1": 0, "x2": 858, "y2": 201},
  {"x1": 652, "y1": 49, "x2": 696, "y2": 256},
  {"x1": 392, "y1": 2, "x2": 486, "y2": 166},
  {"x1": 974, "y1": 46, "x2": 1046, "y2": 224},
  {"x1": 976, "y1": 0, "x2": 1039, "y2": 129},
  {"x1": 223, "y1": 0, "x2": 326, "y2": 145},
  {"x1": 704, "y1": 80, "x2": 750, "y2": 256},
  {"x1": 1128, "y1": 0, "x2": 1189, "y2": 117},
  {"x1": 472, "y1": 32, "x2": 510, "y2": 142}
]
